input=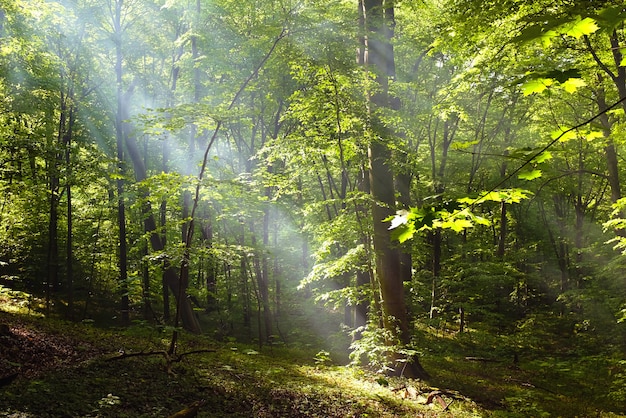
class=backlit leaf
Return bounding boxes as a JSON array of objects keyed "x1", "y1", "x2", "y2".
[
  {"x1": 391, "y1": 224, "x2": 416, "y2": 243},
  {"x1": 562, "y1": 77, "x2": 586, "y2": 93},
  {"x1": 441, "y1": 218, "x2": 473, "y2": 233},
  {"x1": 451, "y1": 140, "x2": 479, "y2": 150},
  {"x1": 518, "y1": 169, "x2": 542, "y2": 181},
  {"x1": 562, "y1": 17, "x2": 599, "y2": 39},
  {"x1": 551, "y1": 128, "x2": 577, "y2": 142},
  {"x1": 584, "y1": 130, "x2": 605, "y2": 141},
  {"x1": 531, "y1": 150, "x2": 552, "y2": 164},
  {"x1": 522, "y1": 78, "x2": 553, "y2": 96}
]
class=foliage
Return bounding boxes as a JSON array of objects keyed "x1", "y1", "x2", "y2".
[
  {"x1": 388, "y1": 188, "x2": 530, "y2": 242},
  {"x1": 0, "y1": 0, "x2": 626, "y2": 414}
]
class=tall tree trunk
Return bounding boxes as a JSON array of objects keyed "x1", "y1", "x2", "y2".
[
  {"x1": 124, "y1": 130, "x2": 202, "y2": 334},
  {"x1": 159, "y1": 15, "x2": 186, "y2": 322},
  {"x1": 250, "y1": 217, "x2": 272, "y2": 344},
  {"x1": 114, "y1": 0, "x2": 130, "y2": 326},
  {"x1": 354, "y1": 167, "x2": 374, "y2": 340},
  {"x1": 261, "y1": 204, "x2": 272, "y2": 340},
  {"x1": 273, "y1": 220, "x2": 281, "y2": 317},
  {"x1": 182, "y1": 0, "x2": 202, "y2": 250},
  {"x1": 362, "y1": 0, "x2": 428, "y2": 379},
  {"x1": 586, "y1": 33, "x2": 625, "y2": 205},
  {"x1": 396, "y1": 171, "x2": 413, "y2": 284},
  {"x1": 596, "y1": 85, "x2": 621, "y2": 204},
  {"x1": 241, "y1": 224, "x2": 251, "y2": 329},
  {"x1": 45, "y1": 95, "x2": 61, "y2": 313},
  {"x1": 200, "y1": 216, "x2": 217, "y2": 312},
  {"x1": 110, "y1": 0, "x2": 200, "y2": 333},
  {"x1": 64, "y1": 100, "x2": 76, "y2": 319},
  {"x1": 46, "y1": 143, "x2": 59, "y2": 314},
  {"x1": 429, "y1": 229, "x2": 441, "y2": 320}
]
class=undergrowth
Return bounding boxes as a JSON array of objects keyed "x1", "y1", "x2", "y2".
[{"x1": 0, "y1": 310, "x2": 625, "y2": 417}]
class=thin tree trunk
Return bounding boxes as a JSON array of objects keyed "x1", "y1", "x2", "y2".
[
  {"x1": 241, "y1": 225, "x2": 251, "y2": 329},
  {"x1": 114, "y1": 0, "x2": 130, "y2": 326},
  {"x1": 353, "y1": 167, "x2": 374, "y2": 340},
  {"x1": 64, "y1": 102, "x2": 76, "y2": 319},
  {"x1": 250, "y1": 219, "x2": 272, "y2": 344},
  {"x1": 200, "y1": 217, "x2": 217, "y2": 312}
]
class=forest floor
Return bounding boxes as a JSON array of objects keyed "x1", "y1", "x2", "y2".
[{"x1": 0, "y1": 306, "x2": 625, "y2": 417}]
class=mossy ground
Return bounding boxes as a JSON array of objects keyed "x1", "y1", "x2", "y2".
[{"x1": 1, "y1": 307, "x2": 625, "y2": 417}]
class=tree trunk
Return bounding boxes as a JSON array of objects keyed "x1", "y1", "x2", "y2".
[
  {"x1": 46, "y1": 147, "x2": 59, "y2": 314},
  {"x1": 64, "y1": 100, "x2": 75, "y2": 319},
  {"x1": 496, "y1": 201, "x2": 507, "y2": 259},
  {"x1": 354, "y1": 167, "x2": 375, "y2": 340},
  {"x1": 118, "y1": 95, "x2": 201, "y2": 334},
  {"x1": 200, "y1": 217, "x2": 217, "y2": 312},
  {"x1": 110, "y1": 17, "x2": 200, "y2": 333},
  {"x1": 362, "y1": 0, "x2": 428, "y2": 379},
  {"x1": 395, "y1": 171, "x2": 413, "y2": 285},
  {"x1": 113, "y1": 0, "x2": 130, "y2": 326},
  {"x1": 429, "y1": 229, "x2": 441, "y2": 320},
  {"x1": 250, "y1": 218, "x2": 272, "y2": 344}
]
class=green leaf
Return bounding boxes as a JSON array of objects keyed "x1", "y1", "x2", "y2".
[
  {"x1": 390, "y1": 224, "x2": 416, "y2": 243},
  {"x1": 562, "y1": 77, "x2": 586, "y2": 93},
  {"x1": 544, "y1": 69, "x2": 582, "y2": 83},
  {"x1": 441, "y1": 218, "x2": 473, "y2": 233},
  {"x1": 451, "y1": 140, "x2": 479, "y2": 150},
  {"x1": 539, "y1": 30, "x2": 558, "y2": 48},
  {"x1": 584, "y1": 130, "x2": 605, "y2": 141},
  {"x1": 597, "y1": 6, "x2": 626, "y2": 30},
  {"x1": 531, "y1": 150, "x2": 552, "y2": 164},
  {"x1": 458, "y1": 189, "x2": 532, "y2": 206},
  {"x1": 551, "y1": 128, "x2": 577, "y2": 142},
  {"x1": 522, "y1": 78, "x2": 553, "y2": 96},
  {"x1": 561, "y1": 17, "x2": 599, "y2": 39},
  {"x1": 518, "y1": 169, "x2": 542, "y2": 181},
  {"x1": 513, "y1": 16, "x2": 567, "y2": 45}
]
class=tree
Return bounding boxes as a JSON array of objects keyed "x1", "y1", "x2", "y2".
[{"x1": 361, "y1": 0, "x2": 428, "y2": 379}]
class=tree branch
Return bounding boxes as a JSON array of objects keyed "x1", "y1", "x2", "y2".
[
  {"x1": 466, "y1": 95, "x2": 626, "y2": 210},
  {"x1": 583, "y1": 35, "x2": 617, "y2": 83}
]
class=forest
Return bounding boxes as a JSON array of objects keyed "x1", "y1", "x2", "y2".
[{"x1": 1, "y1": 0, "x2": 626, "y2": 416}]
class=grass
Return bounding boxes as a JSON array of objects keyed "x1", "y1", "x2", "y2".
[
  {"x1": 0, "y1": 302, "x2": 625, "y2": 417},
  {"x1": 418, "y1": 325, "x2": 626, "y2": 417}
]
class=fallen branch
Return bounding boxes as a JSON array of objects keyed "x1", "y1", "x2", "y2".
[
  {"x1": 506, "y1": 377, "x2": 557, "y2": 394},
  {"x1": 168, "y1": 399, "x2": 207, "y2": 418},
  {"x1": 426, "y1": 390, "x2": 449, "y2": 409},
  {"x1": 465, "y1": 356, "x2": 501, "y2": 363},
  {"x1": 107, "y1": 348, "x2": 216, "y2": 376},
  {"x1": 107, "y1": 348, "x2": 216, "y2": 363},
  {"x1": 107, "y1": 350, "x2": 169, "y2": 361}
]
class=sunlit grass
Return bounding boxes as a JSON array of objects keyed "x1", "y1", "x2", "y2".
[
  {"x1": 0, "y1": 311, "x2": 624, "y2": 417},
  {"x1": 417, "y1": 323, "x2": 626, "y2": 417},
  {"x1": 0, "y1": 284, "x2": 44, "y2": 316}
]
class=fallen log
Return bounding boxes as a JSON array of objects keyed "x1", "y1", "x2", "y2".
[{"x1": 465, "y1": 356, "x2": 501, "y2": 362}]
